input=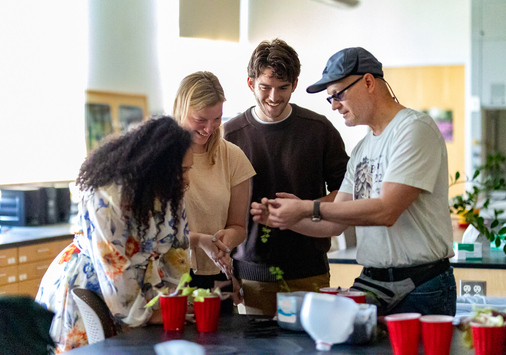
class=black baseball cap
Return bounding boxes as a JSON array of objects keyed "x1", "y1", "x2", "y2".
[{"x1": 306, "y1": 47, "x2": 383, "y2": 93}]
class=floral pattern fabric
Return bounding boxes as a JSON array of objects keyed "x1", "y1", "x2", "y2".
[{"x1": 35, "y1": 184, "x2": 190, "y2": 353}]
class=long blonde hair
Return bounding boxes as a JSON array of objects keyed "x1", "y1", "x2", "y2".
[{"x1": 173, "y1": 71, "x2": 226, "y2": 164}]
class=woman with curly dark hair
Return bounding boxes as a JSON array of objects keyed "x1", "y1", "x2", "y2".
[{"x1": 35, "y1": 116, "x2": 199, "y2": 352}]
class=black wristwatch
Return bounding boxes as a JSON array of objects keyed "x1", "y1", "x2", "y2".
[{"x1": 311, "y1": 200, "x2": 321, "y2": 222}]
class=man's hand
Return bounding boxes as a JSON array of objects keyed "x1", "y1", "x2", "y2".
[
  {"x1": 251, "y1": 197, "x2": 273, "y2": 225},
  {"x1": 267, "y1": 198, "x2": 312, "y2": 230},
  {"x1": 251, "y1": 193, "x2": 308, "y2": 229},
  {"x1": 274, "y1": 192, "x2": 300, "y2": 200}
]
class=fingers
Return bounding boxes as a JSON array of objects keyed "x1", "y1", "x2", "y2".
[
  {"x1": 213, "y1": 239, "x2": 231, "y2": 254},
  {"x1": 275, "y1": 192, "x2": 299, "y2": 200},
  {"x1": 231, "y1": 277, "x2": 244, "y2": 306},
  {"x1": 215, "y1": 254, "x2": 233, "y2": 278},
  {"x1": 267, "y1": 198, "x2": 281, "y2": 209},
  {"x1": 251, "y1": 201, "x2": 267, "y2": 215},
  {"x1": 211, "y1": 231, "x2": 231, "y2": 253},
  {"x1": 210, "y1": 238, "x2": 233, "y2": 277}
]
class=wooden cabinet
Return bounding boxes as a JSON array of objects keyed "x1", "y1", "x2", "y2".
[
  {"x1": 0, "y1": 247, "x2": 17, "y2": 268},
  {"x1": 0, "y1": 237, "x2": 72, "y2": 298},
  {"x1": 18, "y1": 239, "x2": 71, "y2": 264}
]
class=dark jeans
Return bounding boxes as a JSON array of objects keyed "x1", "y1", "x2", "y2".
[
  {"x1": 189, "y1": 269, "x2": 234, "y2": 314},
  {"x1": 388, "y1": 267, "x2": 457, "y2": 316}
]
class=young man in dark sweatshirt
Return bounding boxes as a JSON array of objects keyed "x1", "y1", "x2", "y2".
[{"x1": 224, "y1": 39, "x2": 349, "y2": 316}]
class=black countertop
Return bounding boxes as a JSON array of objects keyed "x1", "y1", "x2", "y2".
[
  {"x1": 0, "y1": 223, "x2": 74, "y2": 249},
  {"x1": 328, "y1": 247, "x2": 506, "y2": 270},
  {"x1": 2, "y1": 225, "x2": 506, "y2": 269},
  {"x1": 65, "y1": 314, "x2": 472, "y2": 355}
]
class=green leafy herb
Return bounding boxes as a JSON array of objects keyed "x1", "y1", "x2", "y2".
[
  {"x1": 144, "y1": 272, "x2": 195, "y2": 308},
  {"x1": 192, "y1": 287, "x2": 222, "y2": 302},
  {"x1": 269, "y1": 266, "x2": 290, "y2": 292},
  {"x1": 457, "y1": 306, "x2": 506, "y2": 349},
  {"x1": 145, "y1": 287, "x2": 169, "y2": 308},
  {"x1": 261, "y1": 225, "x2": 271, "y2": 243}
]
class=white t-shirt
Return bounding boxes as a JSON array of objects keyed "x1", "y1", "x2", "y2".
[{"x1": 340, "y1": 108, "x2": 454, "y2": 268}]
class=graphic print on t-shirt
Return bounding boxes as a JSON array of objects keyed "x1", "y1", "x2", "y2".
[
  {"x1": 354, "y1": 155, "x2": 383, "y2": 199},
  {"x1": 354, "y1": 157, "x2": 372, "y2": 199}
]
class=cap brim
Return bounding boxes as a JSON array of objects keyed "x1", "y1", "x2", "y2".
[{"x1": 306, "y1": 74, "x2": 347, "y2": 94}]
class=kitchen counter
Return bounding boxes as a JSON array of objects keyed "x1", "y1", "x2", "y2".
[
  {"x1": 0, "y1": 223, "x2": 74, "y2": 249},
  {"x1": 2, "y1": 225, "x2": 506, "y2": 295},
  {"x1": 328, "y1": 247, "x2": 506, "y2": 269}
]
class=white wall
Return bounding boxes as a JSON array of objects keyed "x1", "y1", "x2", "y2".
[
  {"x1": 0, "y1": 1, "x2": 87, "y2": 185},
  {"x1": 247, "y1": 0, "x2": 471, "y2": 150},
  {"x1": 88, "y1": 0, "x2": 163, "y2": 113},
  {"x1": 159, "y1": 0, "x2": 471, "y2": 152},
  {"x1": 0, "y1": 0, "x2": 471, "y2": 185}
]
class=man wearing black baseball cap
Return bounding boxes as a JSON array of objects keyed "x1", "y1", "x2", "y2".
[
  {"x1": 306, "y1": 47, "x2": 385, "y2": 94},
  {"x1": 252, "y1": 47, "x2": 456, "y2": 316}
]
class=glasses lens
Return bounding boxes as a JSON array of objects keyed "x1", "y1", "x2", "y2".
[
  {"x1": 327, "y1": 92, "x2": 342, "y2": 104},
  {"x1": 326, "y1": 76, "x2": 363, "y2": 104}
]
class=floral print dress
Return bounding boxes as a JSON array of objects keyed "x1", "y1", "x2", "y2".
[{"x1": 35, "y1": 184, "x2": 190, "y2": 353}]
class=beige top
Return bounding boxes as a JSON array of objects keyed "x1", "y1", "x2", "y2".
[{"x1": 185, "y1": 139, "x2": 256, "y2": 275}]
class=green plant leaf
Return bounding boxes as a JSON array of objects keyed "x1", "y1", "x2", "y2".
[
  {"x1": 491, "y1": 219, "x2": 499, "y2": 229},
  {"x1": 176, "y1": 272, "x2": 192, "y2": 291},
  {"x1": 144, "y1": 273, "x2": 193, "y2": 308},
  {"x1": 192, "y1": 287, "x2": 221, "y2": 302},
  {"x1": 261, "y1": 225, "x2": 271, "y2": 243},
  {"x1": 144, "y1": 287, "x2": 169, "y2": 308},
  {"x1": 181, "y1": 286, "x2": 197, "y2": 296},
  {"x1": 498, "y1": 226, "x2": 506, "y2": 235},
  {"x1": 192, "y1": 288, "x2": 211, "y2": 302}
]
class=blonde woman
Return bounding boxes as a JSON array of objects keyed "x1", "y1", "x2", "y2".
[{"x1": 173, "y1": 71, "x2": 255, "y2": 311}]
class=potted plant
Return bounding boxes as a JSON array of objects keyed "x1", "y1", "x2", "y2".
[
  {"x1": 449, "y1": 152, "x2": 506, "y2": 254},
  {"x1": 457, "y1": 306, "x2": 506, "y2": 354},
  {"x1": 145, "y1": 273, "x2": 195, "y2": 331},
  {"x1": 192, "y1": 287, "x2": 222, "y2": 332},
  {"x1": 145, "y1": 273, "x2": 224, "y2": 332}
]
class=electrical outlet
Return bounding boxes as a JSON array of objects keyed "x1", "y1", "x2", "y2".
[{"x1": 460, "y1": 280, "x2": 487, "y2": 296}]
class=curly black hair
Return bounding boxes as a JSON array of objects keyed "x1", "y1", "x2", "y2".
[{"x1": 76, "y1": 116, "x2": 192, "y2": 239}]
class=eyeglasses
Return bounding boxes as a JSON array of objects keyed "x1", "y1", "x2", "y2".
[{"x1": 326, "y1": 76, "x2": 364, "y2": 104}]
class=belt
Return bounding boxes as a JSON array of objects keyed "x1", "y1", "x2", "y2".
[{"x1": 362, "y1": 258, "x2": 450, "y2": 286}]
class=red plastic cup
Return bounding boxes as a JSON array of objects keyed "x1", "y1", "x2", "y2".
[
  {"x1": 420, "y1": 315, "x2": 454, "y2": 355},
  {"x1": 159, "y1": 295, "x2": 187, "y2": 331},
  {"x1": 319, "y1": 287, "x2": 348, "y2": 295},
  {"x1": 385, "y1": 313, "x2": 421, "y2": 355},
  {"x1": 337, "y1": 291, "x2": 366, "y2": 304},
  {"x1": 194, "y1": 296, "x2": 221, "y2": 332},
  {"x1": 471, "y1": 323, "x2": 506, "y2": 355}
]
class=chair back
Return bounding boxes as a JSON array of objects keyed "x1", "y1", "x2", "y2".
[{"x1": 71, "y1": 288, "x2": 117, "y2": 344}]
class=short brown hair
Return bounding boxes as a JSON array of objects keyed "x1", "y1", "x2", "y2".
[{"x1": 247, "y1": 38, "x2": 301, "y2": 84}]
